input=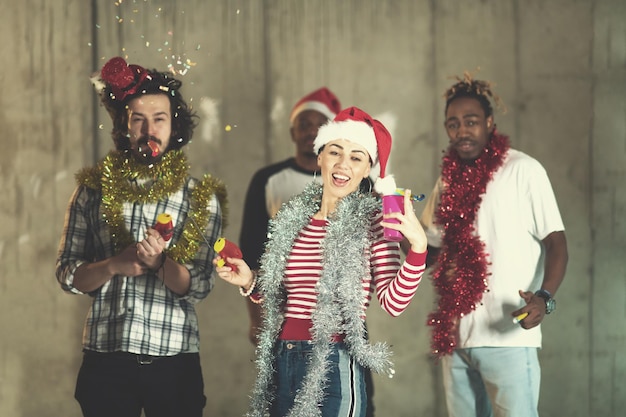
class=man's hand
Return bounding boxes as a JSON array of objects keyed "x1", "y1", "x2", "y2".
[
  {"x1": 73, "y1": 244, "x2": 147, "y2": 293},
  {"x1": 110, "y1": 245, "x2": 149, "y2": 277},
  {"x1": 512, "y1": 290, "x2": 547, "y2": 329},
  {"x1": 136, "y1": 228, "x2": 167, "y2": 271}
]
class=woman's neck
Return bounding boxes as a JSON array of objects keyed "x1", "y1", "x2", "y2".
[{"x1": 315, "y1": 195, "x2": 339, "y2": 220}]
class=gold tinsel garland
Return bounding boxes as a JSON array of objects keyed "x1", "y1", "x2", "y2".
[{"x1": 76, "y1": 150, "x2": 227, "y2": 264}]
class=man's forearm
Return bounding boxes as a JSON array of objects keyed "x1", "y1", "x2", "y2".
[
  {"x1": 541, "y1": 231, "x2": 568, "y2": 295},
  {"x1": 72, "y1": 260, "x2": 116, "y2": 293},
  {"x1": 158, "y1": 257, "x2": 191, "y2": 296}
]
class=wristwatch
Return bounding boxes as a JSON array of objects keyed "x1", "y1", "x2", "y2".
[{"x1": 534, "y1": 289, "x2": 556, "y2": 314}]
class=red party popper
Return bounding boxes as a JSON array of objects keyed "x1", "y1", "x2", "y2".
[
  {"x1": 153, "y1": 213, "x2": 174, "y2": 241},
  {"x1": 213, "y1": 238, "x2": 243, "y2": 272}
]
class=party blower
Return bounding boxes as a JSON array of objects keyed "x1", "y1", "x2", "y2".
[
  {"x1": 147, "y1": 139, "x2": 160, "y2": 157},
  {"x1": 213, "y1": 238, "x2": 243, "y2": 272}
]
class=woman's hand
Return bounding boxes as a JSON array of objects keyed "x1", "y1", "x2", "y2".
[
  {"x1": 213, "y1": 256, "x2": 255, "y2": 291},
  {"x1": 381, "y1": 189, "x2": 428, "y2": 253}
]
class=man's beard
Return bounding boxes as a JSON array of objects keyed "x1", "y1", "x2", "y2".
[{"x1": 130, "y1": 136, "x2": 164, "y2": 165}]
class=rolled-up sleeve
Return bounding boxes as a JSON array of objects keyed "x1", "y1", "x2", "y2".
[
  {"x1": 178, "y1": 193, "x2": 222, "y2": 304},
  {"x1": 56, "y1": 185, "x2": 103, "y2": 295}
]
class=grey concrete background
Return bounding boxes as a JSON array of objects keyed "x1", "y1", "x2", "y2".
[{"x1": 0, "y1": 0, "x2": 624, "y2": 416}]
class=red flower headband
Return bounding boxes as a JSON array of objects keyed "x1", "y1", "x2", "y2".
[{"x1": 100, "y1": 57, "x2": 150, "y2": 101}]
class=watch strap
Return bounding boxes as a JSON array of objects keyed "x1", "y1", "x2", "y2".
[
  {"x1": 534, "y1": 289, "x2": 553, "y2": 300},
  {"x1": 534, "y1": 289, "x2": 556, "y2": 314}
]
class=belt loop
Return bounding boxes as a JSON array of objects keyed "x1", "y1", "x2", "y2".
[{"x1": 137, "y1": 354, "x2": 154, "y2": 365}]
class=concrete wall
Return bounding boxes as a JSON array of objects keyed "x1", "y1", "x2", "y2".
[{"x1": 0, "y1": 1, "x2": 623, "y2": 416}]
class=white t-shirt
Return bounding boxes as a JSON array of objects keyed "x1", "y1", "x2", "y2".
[
  {"x1": 266, "y1": 168, "x2": 319, "y2": 218},
  {"x1": 421, "y1": 149, "x2": 565, "y2": 348}
]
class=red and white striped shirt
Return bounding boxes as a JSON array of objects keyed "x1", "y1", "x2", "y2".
[{"x1": 279, "y1": 214, "x2": 426, "y2": 340}]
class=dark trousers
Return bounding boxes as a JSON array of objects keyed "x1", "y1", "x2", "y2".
[{"x1": 75, "y1": 350, "x2": 206, "y2": 417}]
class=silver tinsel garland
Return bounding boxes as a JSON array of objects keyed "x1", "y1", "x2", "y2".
[{"x1": 247, "y1": 183, "x2": 394, "y2": 417}]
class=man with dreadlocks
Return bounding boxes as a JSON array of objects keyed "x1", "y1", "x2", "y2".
[
  {"x1": 56, "y1": 57, "x2": 227, "y2": 417},
  {"x1": 420, "y1": 74, "x2": 568, "y2": 417}
]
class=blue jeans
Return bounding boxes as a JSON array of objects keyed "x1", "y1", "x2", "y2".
[
  {"x1": 270, "y1": 341, "x2": 367, "y2": 417},
  {"x1": 441, "y1": 347, "x2": 540, "y2": 417}
]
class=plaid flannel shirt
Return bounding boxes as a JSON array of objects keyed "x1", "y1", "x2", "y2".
[{"x1": 56, "y1": 176, "x2": 222, "y2": 356}]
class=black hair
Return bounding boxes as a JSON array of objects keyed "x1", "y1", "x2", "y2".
[{"x1": 443, "y1": 72, "x2": 504, "y2": 118}]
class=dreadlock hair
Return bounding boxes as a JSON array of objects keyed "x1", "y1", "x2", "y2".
[
  {"x1": 443, "y1": 71, "x2": 505, "y2": 118},
  {"x1": 101, "y1": 70, "x2": 198, "y2": 152}
]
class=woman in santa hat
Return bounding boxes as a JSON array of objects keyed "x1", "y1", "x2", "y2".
[{"x1": 215, "y1": 107, "x2": 428, "y2": 417}]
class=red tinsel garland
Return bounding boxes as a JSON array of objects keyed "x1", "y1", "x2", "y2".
[{"x1": 428, "y1": 131, "x2": 510, "y2": 357}]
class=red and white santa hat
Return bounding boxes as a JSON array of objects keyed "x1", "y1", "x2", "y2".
[
  {"x1": 314, "y1": 106, "x2": 392, "y2": 184},
  {"x1": 290, "y1": 87, "x2": 341, "y2": 125}
]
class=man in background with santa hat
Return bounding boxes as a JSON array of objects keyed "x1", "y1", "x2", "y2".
[{"x1": 239, "y1": 87, "x2": 341, "y2": 344}]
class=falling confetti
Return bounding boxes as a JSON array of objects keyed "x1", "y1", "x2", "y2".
[{"x1": 103, "y1": 1, "x2": 202, "y2": 77}]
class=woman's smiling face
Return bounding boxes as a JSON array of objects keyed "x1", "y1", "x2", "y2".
[{"x1": 317, "y1": 139, "x2": 372, "y2": 199}]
